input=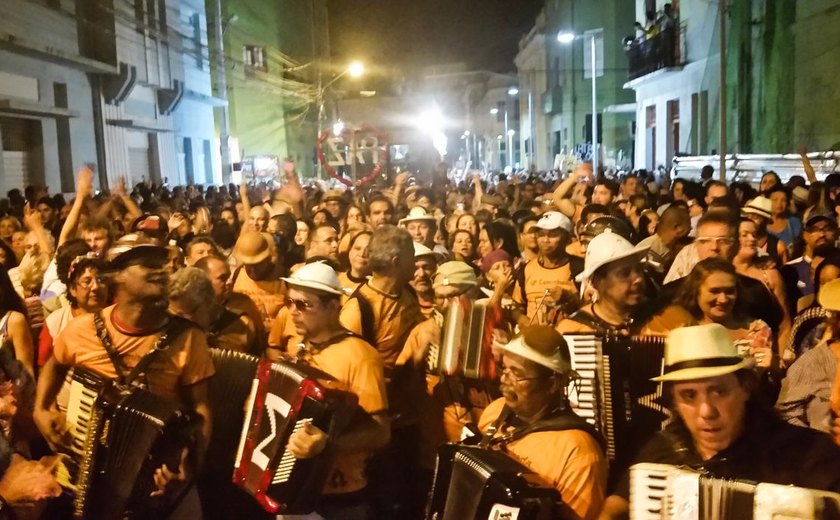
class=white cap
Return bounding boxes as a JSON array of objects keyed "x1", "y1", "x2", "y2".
[
  {"x1": 535, "y1": 211, "x2": 573, "y2": 233},
  {"x1": 281, "y1": 261, "x2": 344, "y2": 295},
  {"x1": 575, "y1": 230, "x2": 649, "y2": 282},
  {"x1": 413, "y1": 241, "x2": 435, "y2": 258},
  {"x1": 399, "y1": 206, "x2": 436, "y2": 225}
]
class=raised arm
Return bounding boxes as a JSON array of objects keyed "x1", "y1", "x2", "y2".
[
  {"x1": 798, "y1": 146, "x2": 818, "y2": 184},
  {"x1": 114, "y1": 176, "x2": 142, "y2": 221},
  {"x1": 58, "y1": 166, "x2": 94, "y2": 247},
  {"x1": 22, "y1": 204, "x2": 54, "y2": 257},
  {"x1": 470, "y1": 172, "x2": 485, "y2": 213}
]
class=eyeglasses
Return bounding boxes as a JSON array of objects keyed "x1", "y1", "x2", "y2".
[
  {"x1": 695, "y1": 236, "x2": 735, "y2": 246},
  {"x1": 75, "y1": 276, "x2": 104, "y2": 289},
  {"x1": 497, "y1": 363, "x2": 547, "y2": 385},
  {"x1": 285, "y1": 297, "x2": 315, "y2": 312}
]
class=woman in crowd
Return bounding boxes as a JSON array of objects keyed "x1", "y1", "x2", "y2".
[
  {"x1": 455, "y1": 213, "x2": 479, "y2": 238},
  {"x1": 655, "y1": 258, "x2": 774, "y2": 369},
  {"x1": 449, "y1": 229, "x2": 477, "y2": 264},
  {"x1": 0, "y1": 217, "x2": 22, "y2": 250},
  {"x1": 477, "y1": 221, "x2": 520, "y2": 263},
  {"x1": 37, "y1": 254, "x2": 108, "y2": 367},
  {"x1": 766, "y1": 185, "x2": 802, "y2": 253},
  {"x1": 0, "y1": 267, "x2": 34, "y2": 377},
  {"x1": 338, "y1": 229, "x2": 372, "y2": 293}
]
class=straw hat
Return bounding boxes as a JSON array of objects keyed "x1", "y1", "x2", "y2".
[
  {"x1": 742, "y1": 196, "x2": 773, "y2": 221},
  {"x1": 499, "y1": 326, "x2": 574, "y2": 375},
  {"x1": 818, "y1": 278, "x2": 840, "y2": 311},
  {"x1": 233, "y1": 231, "x2": 272, "y2": 265},
  {"x1": 106, "y1": 233, "x2": 167, "y2": 269},
  {"x1": 399, "y1": 206, "x2": 436, "y2": 225},
  {"x1": 281, "y1": 261, "x2": 344, "y2": 296},
  {"x1": 652, "y1": 323, "x2": 753, "y2": 382},
  {"x1": 575, "y1": 230, "x2": 649, "y2": 283},
  {"x1": 413, "y1": 241, "x2": 436, "y2": 258}
]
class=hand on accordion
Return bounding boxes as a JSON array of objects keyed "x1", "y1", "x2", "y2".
[
  {"x1": 288, "y1": 420, "x2": 328, "y2": 459},
  {"x1": 0, "y1": 456, "x2": 62, "y2": 505},
  {"x1": 151, "y1": 447, "x2": 190, "y2": 498},
  {"x1": 32, "y1": 407, "x2": 70, "y2": 453}
]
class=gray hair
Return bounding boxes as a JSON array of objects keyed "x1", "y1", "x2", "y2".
[
  {"x1": 168, "y1": 266, "x2": 215, "y2": 313},
  {"x1": 367, "y1": 225, "x2": 413, "y2": 273}
]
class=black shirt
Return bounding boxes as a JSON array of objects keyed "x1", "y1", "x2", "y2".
[{"x1": 614, "y1": 412, "x2": 840, "y2": 500}]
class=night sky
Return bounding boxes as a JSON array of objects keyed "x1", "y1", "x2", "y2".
[{"x1": 327, "y1": 0, "x2": 543, "y2": 73}]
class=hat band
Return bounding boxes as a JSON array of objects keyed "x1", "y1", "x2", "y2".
[{"x1": 663, "y1": 356, "x2": 743, "y2": 374}]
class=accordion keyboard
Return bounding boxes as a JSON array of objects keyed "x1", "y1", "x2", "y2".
[
  {"x1": 66, "y1": 379, "x2": 99, "y2": 458},
  {"x1": 629, "y1": 463, "x2": 669, "y2": 520},
  {"x1": 271, "y1": 419, "x2": 309, "y2": 485},
  {"x1": 564, "y1": 335, "x2": 599, "y2": 425}
]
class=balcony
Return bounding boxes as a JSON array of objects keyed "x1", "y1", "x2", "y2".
[{"x1": 625, "y1": 25, "x2": 683, "y2": 81}]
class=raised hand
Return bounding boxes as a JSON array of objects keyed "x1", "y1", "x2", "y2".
[
  {"x1": 76, "y1": 166, "x2": 94, "y2": 198},
  {"x1": 22, "y1": 202, "x2": 42, "y2": 230}
]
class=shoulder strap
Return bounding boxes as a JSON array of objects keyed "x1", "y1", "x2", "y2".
[
  {"x1": 567, "y1": 308, "x2": 608, "y2": 334},
  {"x1": 348, "y1": 284, "x2": 376, "y2": 345},
  {"x1": 482, "y1": 404, "x2": 607, "y2": 454},
  {"x1": 123, "y1": 317, "x2": 191, "y2": 387},
  {"x1": 515, "y1": 262, "x2": 528, "y2": 310},
  {"x1": 93, "y1": 312, "x2": 131, "y2": 385},
  {"x1": 208, "y1": 308, "x2": 243, "y2": 337},
  {"x1": 231, "y1": 265, "x2": 243, "y2": 286}
]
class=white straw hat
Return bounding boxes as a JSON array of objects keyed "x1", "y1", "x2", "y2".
[
  {"x1": 652, "y1": 323, "x2": 753, "y2": 382},
  {"x1": 575, "y1": 230, "x2": 649, "y2": 283},
  {"x1": 281, "y1": 261, "x2": 344, "y2": 295},
  {"x1": 499, "y1": 326, "x2": 574, "y2": 375},
  {"x1": 399, "y1": 206, "x2": 436, "y2": 225}
]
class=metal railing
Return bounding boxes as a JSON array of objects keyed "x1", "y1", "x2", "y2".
[
  {"x1": 625, "y1": 25, "x2": 682, "y2": 81},
  {"x1": 672, "y1": 152, "x2": 840, "y2": 184}
]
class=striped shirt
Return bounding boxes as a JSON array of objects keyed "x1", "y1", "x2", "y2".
[{"x1": 776, "y1": 340, "x2": 837, "y2": 433}]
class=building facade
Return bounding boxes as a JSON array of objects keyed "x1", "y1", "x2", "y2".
[
  {"x1": 212, "y1": 0, "x2": 329, "y2": 179},
  {"x1": 0, "y1": 0, "x2": 220, "y2": 193}
]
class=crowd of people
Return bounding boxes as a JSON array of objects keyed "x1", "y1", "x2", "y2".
[{"x1": 0, "y1": 154, "x2": 838, "y2": 519}]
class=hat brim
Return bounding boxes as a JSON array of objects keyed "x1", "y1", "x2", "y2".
[
  {"x1": 108, "y1": 244, "x2": 168, "y2": 269},
  {"x1": 575, "y1": 246, "x2": 650, "y2": 283},
  {"x1": 282, "y1": 278, "x2": 345, "y2": 296},
  {"x1": 499, "y1": 337, "x2": 571, "y2": 374},
  {"x1": 234, "y1": 247, "x2": 271, "y2": 265},
  {"x1": 399, "y1": 216, "x2": 436, "y2": 225},
  {"x1": 806, "y1": 216, "x2": 837, "y2": 228},
  {"x1": 651, "y1": 358, "x2": 752, "y2": 382},
  {"x1": 742, "y1": 208, "x2": 772, "y2": 220}
]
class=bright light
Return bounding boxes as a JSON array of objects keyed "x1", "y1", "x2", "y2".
[
  {"x1": 557, "y1": 31, "x2": 576, "y2": 44},
  {"x1": 508, "y1": 87, "x2": 519, "y2": 96},
  {"x1": 347, "y1": 61, "x2": 365, "y2": 78},
  {"x1": 490, "y1": 107, "x2": 499, "y2": 115},
  {"x1": 332, "y1": 120, "x2": 345, "y2": 136},
  {"x1": 432, "y1": 133, "x2": 448, "y2": 158},
  {"x1": 497, "y1": 135, "x2": 504, "y2": 140},
  {"x1": 464, "y1": 130, "x2": 471, "y2": 136},
  {"x1": 507, "y1": 129, "x2": 516, "y2": 137},
  {"x1": 416, "y1": 109, "x2": 445, "y2": 134}
]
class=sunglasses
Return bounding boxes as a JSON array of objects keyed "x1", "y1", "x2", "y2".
[{"x1": 285, "y1": 298, "x2": 315, "y2": 312}]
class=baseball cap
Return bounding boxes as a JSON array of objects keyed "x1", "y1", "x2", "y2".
[
  {"x1": 534, "y1": 211, "x2": 572, "y2": 233},
  {"x1": 106, "y1": 233, "x2": 167, "y2": 270},
  {"x1": 433, "y1": 261, "x2": 477, "y2": 289}
]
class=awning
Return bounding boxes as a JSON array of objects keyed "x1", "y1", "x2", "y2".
[
  {"x1": 0, "y1": 31, "x2": 117, "y2": 75},
  {"x1": 0, "y1": 98, "x2": 79, "y2": 118},
  {"x1": 106, "y1": 118, "x2": 173, "y2": 133}
]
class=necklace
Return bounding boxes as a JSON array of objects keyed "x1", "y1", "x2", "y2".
[{"x1": 590, "y1": 302, "x2": 632, "y2": 329}]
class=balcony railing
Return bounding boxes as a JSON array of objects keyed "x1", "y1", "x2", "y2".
[{"x1": 625, "y1": 25, "x2": 682, "y2": 81}]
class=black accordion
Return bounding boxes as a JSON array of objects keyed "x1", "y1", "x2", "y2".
[
  {"x1": 564, "y1": 334, "x2": 666, "y2": 470},
  {"x1": 57, "y1": 366, "x2": 196, "y2": 519},
  {"x1": 427, "y1": 445, "x2": 561, "y2": 520},
  {"x1": 206, "y1": 348, "x2": 261, "y2": 474},
  {"x1": 630, "y1": 463, "x2": 840, "y2": 519},
  {"x1": 233, "y1": 359, "x2": 359, "y2": 513}
]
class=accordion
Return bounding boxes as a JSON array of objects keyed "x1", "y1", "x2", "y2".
[
  {"x1": 56, "y1": 366, "x2": 196, "y2": 519},
  {"x1": 233, "y1": 358, "x2": 359, "y2": 513},
  {"x1": 564, "y1": 334, "x2": 666, "y2": 468},
  {"x1": 206, "y1": 348, "x2": 261, "y2": 473},
  {"x1": 429, "y1": 297, "x2": 494, "y2": 379},
  {"x1": 630, "y1": 463, "x2": 840, "y2": 519},
  {"x1": 427, "y1": 444, "x2": 561, "y2": 520}
]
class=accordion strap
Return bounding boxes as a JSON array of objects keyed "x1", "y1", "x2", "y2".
[
  {"x1": 481, "y1": 404, "x2": 607, "y2": 454},
  {"x1": 93, "y1": 312, "x2": 190, "y2": 387}
]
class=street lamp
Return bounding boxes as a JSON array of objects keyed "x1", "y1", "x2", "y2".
[
  {"x1": 507, "y1": 87, "x2": 519, "y2": 96},
  {"x1": 490, "y1": 107, "x2": 499, "y2": 115},
  {"x1": 558, "y1": 28, "x2": 603, "y2": 174}
]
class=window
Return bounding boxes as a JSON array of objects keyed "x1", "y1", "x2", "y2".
[
  {"x1": 190, "y1": 12, "x2": 203, "y2": 69},
  {"x1": 496, "y1": 101, "x2": 505, "y2": 123},
  {"x1": 243, "y1": 45, "x2": 267, "y2": 71}
]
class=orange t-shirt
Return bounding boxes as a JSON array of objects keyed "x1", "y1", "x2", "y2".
[
  {"x1": 513, "y1": 259, "x2": 576, "y2": 319},
  {"x1": 339, "y1": 282, "x2": 424, "y2": 370},
  {"x1": 478, "y1": 398, "x2": 608, "y2": 520},
  {"x1": 287, "y1": 335, "x2": 388, "y2": 495},
  {"x1": 231, "y1": 268, "x2": 285, "y2": 330},
  {"x1": 267, "y1": 306, "x2": 303, "y2": 355},
  {"x1": 53, "y1": 305, "x2": 216, "y2": 403}
]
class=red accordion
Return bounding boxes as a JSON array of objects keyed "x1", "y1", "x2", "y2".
[{"x1": 233, "y1": 358, "x2": 359, "y2": 513}]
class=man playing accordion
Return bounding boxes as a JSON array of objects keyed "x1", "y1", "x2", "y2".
[
  {"x1": 600, "y1": 323, "x2": 840, "y2": 519},
  {"x1": 33, "y1": 234, "x2": 215, "y2": 518},
  {"x1": 479, "y1": 326, "x2": 608, "y2": 520}
]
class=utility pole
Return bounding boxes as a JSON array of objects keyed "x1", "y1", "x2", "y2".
[
  {"x1": 718, "y1": 0, "x2": 727, "y2": 181},
  {"x1": 213, "y1": 0, "x2": 232, "y2": 184}
]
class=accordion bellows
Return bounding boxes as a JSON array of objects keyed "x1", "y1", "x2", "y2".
[{"x1": 630, "y1": 463, "x2": 840, "y2": 519}]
